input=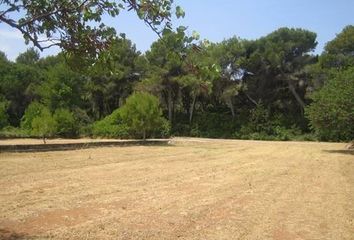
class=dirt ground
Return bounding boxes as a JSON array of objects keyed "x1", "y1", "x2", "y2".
[
  {"x1": 0, "y1": 138, "x2": 142, "y2": 146},
  {"x1": 0, "y1": 138, "x2": 353, "y2": 239}
]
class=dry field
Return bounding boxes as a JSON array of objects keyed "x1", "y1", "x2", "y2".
[{"x1": 0, "y1": 138, "x2": 353, "y2": 240}]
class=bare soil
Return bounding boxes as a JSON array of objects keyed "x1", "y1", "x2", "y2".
[{"x1": 0, "y1": 138, "x2": 353, "y2": 239}]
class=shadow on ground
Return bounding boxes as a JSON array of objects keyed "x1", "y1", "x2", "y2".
[
  {"x1": 324, "y1": 150, "x2": 354, "y2": 155},
  {"x1": 0, "y1": 140, "x2": 170, "y2": 153},
  {"x1": 0, "y1": 229, "x2": 34, "y2": 240}
]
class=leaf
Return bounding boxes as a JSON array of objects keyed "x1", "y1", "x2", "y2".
[{"x1": 176, "y1": 6, "x2": 185, "y2": 18}]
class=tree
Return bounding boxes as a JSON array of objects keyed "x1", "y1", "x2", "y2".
[
  {"x1": 320, "y1": 25, "x2": 354, "y2": 70},
  {"x1": 177, "y1": 46, "x2": 217, "y2": 123},
  {"x1": 237, "y1": 28, "x2": 317, "y2": 124},
  {"x1": 84, "y1": 37, "x2": 141, "y2": 119},
  {"x1": 0, "y1": 59, "x2": 43, "y2": 126},
  {"x1": 207, "y1": 38, "x2": 248, "y2": 118},
  {"x1": 21, "y1": 101, "x2": 47, "y2": 130},
  {"x1": 31, "y1": 108, "x2": 57, "y2": 143},
  {"x1": 53, "y1": 109, "x2": 78, "y2": 137},
  {"x1": 16, "y1": 48, "x2": 40, "y2": 65},
  {"x1": 306, "y1": 67, "x2": 354, "y2": 141},
  {"x1": 120, "y1": 92, "x2": 169, "y2": 140},
  {"x1": 141, "y1": 30, "x2": 200, "y2": 125},
  {"x1": 0, "y1": 100, "x2": 9, "y2": 129},
  {"x1": 0, "y1": 0, "x2": 184, "y2": 59},
  {"x1": 37, "y1": 63, "x2": 83, "y2": 111}
]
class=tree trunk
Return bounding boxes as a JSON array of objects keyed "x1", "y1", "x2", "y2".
[
  {"x1": 167, "y1": 87, "x2": 173, "y2": 124},
  {"x1": 42, "y1": 135, "x2": 46, "y2": 144},
  {"x1": 189, "y1": 95, "x2": 197, "y2": 124},
  {"x1": 244, "y1": 92, "x2": 258, "y2": 106},
  {"x1": 227, "y1": 98, "x2": 235, "y2": 119},
  {"x1": 142, "y1": 129, "x2": 146, "y2": 141},
  {"x1": 288, "y1": 81, "x2": 306, "y2": 112}
]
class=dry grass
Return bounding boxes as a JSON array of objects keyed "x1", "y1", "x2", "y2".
[{"x1": 0, "y1": 138, "x2": 353, "y2": 239}]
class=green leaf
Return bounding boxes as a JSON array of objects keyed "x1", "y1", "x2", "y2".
[{"x1": 176, "y1": 6, "x2": 185, "y2": 18}]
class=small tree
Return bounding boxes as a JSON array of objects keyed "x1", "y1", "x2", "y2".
[
  {"x1": 31, "y1": 108, "x2": 57, "y2": 143},
  {"x1": 53, "y1": 109, "x2": 77, "y2": 137},
  {"x1": 120, "y1": 92, "x2": 169, "y2": 140},
  {"x1": 306, "y1": 67, "x2": 354, "y2": 141},
  {"x1": 21, "y1": 102, "x2": 47, "y2": 130}
]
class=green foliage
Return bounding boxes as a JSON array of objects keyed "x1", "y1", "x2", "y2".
[
  {"x1": 320, "y1": 25, "x2": 354, "y2": 69},
  {"x1": 325, "y1": 25, "x2": 354, "y2": 55},
  {"x1": 232, "y1": 104, "x2": 308, "y2": 141},
  {"x1": 21, "y1": 102, "x2": 47, "y2": 130},
  {"x1": 84, "y1": 37, "x2": 141, "y2": 119},
  {"x1": 31, "y1": 108, "x2": 57, "y2": 140},
  {"x1": 37, "y1": 63, "x2": 83, "y2": 111},
  {"x1": 120, "y1": 92, "x2": 170, "y2": 139},
  {"x1": 0, "y1": 60, "x2": 43, "y2": 126},
  {"x1": 0, "y1": 100, "x2": 9, "y2": 129},
  {"x1": 53, "y1": 109, "x2": 78, "y2": 137},
  {"x1": 0, "y1": 126, "x2": 30, "y2": 139},
  {"x1": 306, "y1": 67, "x2": 354, "y2": 141},
  {"x1": 1, "y1": 0, "x2": 182, "y2": 61},
  {"x1": 92, "y1": 109, "x2": 129, "y2": 138},
  {"x1": 1, "y1": 25, "x2": 353, "y2": 142},
  {"x1": 16, "y1": 48, "x2": 40, "y2": 65}
]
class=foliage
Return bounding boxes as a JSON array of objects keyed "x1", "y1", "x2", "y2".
[
  {"x1": 37, "y1": 63, "x2": 83, "y2": 111},
  {"x1": 53, "y1": 109, "x2": 78, "y2": 137},
  {"x1": 21, "y1": 102, "x2": 47, "y2": 130},
  {"x1": 0, "y1": 25, "x2": 353, "y2": 142},
  {"x1": 306, "y1": 67, "x2": 354, "y2": 141},
  {"x1": 92, "y1": 108, "x2": 130, "y2": 138},
  {"x1": 0, "y1": 100, "x2": 9, "y2": 129},
  {"x1": 0, "y1": 0, "x2": 184, "y2": 61},
  {"x1": 0, "y1": 126, "x2": 30, "y2": 139},
  {"x1": 31, "y1": 108, "x2": 57, "y2": 141},
  {"x1": 119, "y1": 92, "x2": 170, "y2": 139},
  {"x1": 16, "y1": 48, "x2": 40, "y2": 65}
]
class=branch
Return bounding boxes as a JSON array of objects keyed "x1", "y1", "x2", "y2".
[
  {"x1": 0, "y1": 15, "x2": 44, "y2": 50},
  {"x1": 0, "y1": 6, "x2": 17, "y2": 18},
  {"x1": 18, "y1": 0, "x2": 91, "y2": 27}
]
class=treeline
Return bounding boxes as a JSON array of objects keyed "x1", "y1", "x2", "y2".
[{"x1": 0, "y1": 26, "x2": 353, "y2": 141}]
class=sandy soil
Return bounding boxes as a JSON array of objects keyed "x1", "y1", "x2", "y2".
[{"x1": 0, "y1": 138, "x2": 353, "y2": 239}]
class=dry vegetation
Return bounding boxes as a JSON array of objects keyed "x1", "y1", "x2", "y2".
[{"x1": 0, "y1": 138, "x2": 353, "y2": 239}]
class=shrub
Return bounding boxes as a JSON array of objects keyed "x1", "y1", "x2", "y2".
[
  {"x1": 120, "y1": 92, "x2": 170, "y2": 139},
  {"x1": 0, "y1": 126, "x2": 29, "y2": 138},
  {"x1": 92, "y1": 108, "x2": 130, "y2": 138},
  {"x1": 0, "y1": 100, "x2": 9, "y2": 129},
  {"x1": 31, "y1": 108, "x2": 57, "y2": 143},
  {"x1": 21, "y1": 101, "x2": 47, "y2": 130},
  {"x1": 53, "y1": 108, "x2": 78, "y2": 137},
  {"x1": 306, "y1": 67, "x2": 354, "y2": 141}
]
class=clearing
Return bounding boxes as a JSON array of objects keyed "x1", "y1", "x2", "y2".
[{"x1": 0, "y1": 138, "x2": 353, "y2": 239}]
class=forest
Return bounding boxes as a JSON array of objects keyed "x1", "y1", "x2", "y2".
[
  {"x1": 0, "y1": 20, "x2": 353, "y2": 141},
  {"x1": 0, "y1": 26, "x2": 354, "y2": 141}
]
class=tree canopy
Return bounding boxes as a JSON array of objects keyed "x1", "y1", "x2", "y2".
[
  {"x1": 0, "y1": 18, "x2": 353, "y2": 142},
  {"x1": 0, "y1": 0, "x2": 183, "y2": 58}
]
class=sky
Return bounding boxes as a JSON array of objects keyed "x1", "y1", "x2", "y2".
[{"x1": 0, "y1": 0, "x2": 354, "y2": 61}]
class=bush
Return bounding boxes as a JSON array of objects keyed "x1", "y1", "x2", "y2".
[
  {"x1": 233, "y1": 104, "x2": 311, "y2": 141},
  {"x1": 53, "y1": 108, "x2": 78, "y2": 137},
  {"x1": 21, "y1": 101, "x2": 47, "y2": 130},
  {"x1": 0, "y1": 100, "x2": 9, "y2": 129},
  {"x1": 120, "y1": 92, "x2": 170, "y2": 139},
  {"x1": 92, "y1": 108, "x2": 130, "y2": 138},
  {"x1": 0, "y1": 126, "x2": 29, "y2": 138},
  {"x1": 31, "y1": 108, "x2": 57, "y2": 142},
  {"x1": 306, "y1": 67, "x2": 354, "y2": 141},
  {"x1": 185, "y1": 112, "x2": 238, "y2": 138}
]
